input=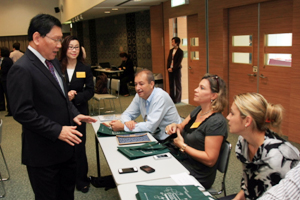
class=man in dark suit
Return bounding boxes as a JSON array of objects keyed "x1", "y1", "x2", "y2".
[
  {"x1": 7, "y1": 14, "x2": 96, "y2": 200},
  {"x1": 167, "y1": 37, "x2": 183, "y2": 104}
]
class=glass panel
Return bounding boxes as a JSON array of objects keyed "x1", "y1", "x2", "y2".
[
  {"x1": 232, "y1": 52, "x2": 252, "y2": 64},
  {"x1": 191, "y1": 37, "x2": 199, "y2": 46},
  {"x1": 191, "y1": 51, "x2": 199, "y2": 60},
  {"x1": 265, "y1": 53, "x2": 292, "y2": 67},
  {"x1": 183, "y1": 51, "x2": 188, "y2": 58},
  {"x1": 266, "y1": 33, "x2": 292, "y2": 46},
  {"x1": 232, "y1": 35, "x2": 252, "y2": 46},
  {"x1": 182, "y1": 38, "x2": 188, "y2": 46}
]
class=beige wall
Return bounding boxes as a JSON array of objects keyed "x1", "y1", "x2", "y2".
[
  {"x1": 0, "y1": 0, "x2": 60, "y2": 36},
  {"x1": 59, "y1": 0, "x2": 104, "y2": 22}
]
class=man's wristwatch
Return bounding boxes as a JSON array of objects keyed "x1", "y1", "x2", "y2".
[{"x1": 180, "y1": 144, "x2": 187, "y2": 152}]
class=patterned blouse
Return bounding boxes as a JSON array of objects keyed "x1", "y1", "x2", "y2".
[{"x1": 236, "y1": 129, "x2": 300, "y2": 200}]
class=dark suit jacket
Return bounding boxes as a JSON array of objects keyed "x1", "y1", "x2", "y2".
[
  {"x1": 64, "y1": 61, "x2": 94, "y2": 115},
  {"x1": 167, "y1": 47, "x2": 184, "y2": 71},
  {"x1": 7, "y1": 48, "x2": 80, "y2": 167},
  {"x1": 1, "y1": 57, "x2": 13, "y2": 82}
]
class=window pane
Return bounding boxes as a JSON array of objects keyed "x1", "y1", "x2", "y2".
[
  {"x1": 182, "y1": 38, "x2": 188, "y2": 46},
  {"x1": 191, "y1": 51, "x2": 199, "y2": 60},
  {"x1": 232, "y1": 52, "x2": 252, "y2": 64},
  {"x1": 266, "y1": 33, "x2": 292, "y2": 46},
  {"x1": 191, "y1": 37, "x2": 199, "y2": 46},
  {"x1": 265, "y1": 53, "x2": 291, "y2": 67},
  {"x1": 232, "y1": 35, "x2": 252, "y2": 46},
  {"x1": 183, "y1": 51, "x2": 188, "y2": 58}
]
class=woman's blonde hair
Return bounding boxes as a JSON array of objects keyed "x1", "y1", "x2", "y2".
[
  {"x1": 234, "y1": 93, "x2": 283, "y2": 132},
  {"x1": 202, "y1": 73, "x2": 227, "y2": 113}
]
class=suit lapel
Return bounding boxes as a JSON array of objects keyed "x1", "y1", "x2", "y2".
[{"x1": 26, "y1": 50, "x2": 66, "y2": 97}]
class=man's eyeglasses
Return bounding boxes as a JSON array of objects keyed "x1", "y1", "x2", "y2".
[
  {"x1": 45, "y1": 35, "x2": 63, "y2": 43},
  {"x1": 68, "y1": 46, "x2": 80, "y2": 50}
]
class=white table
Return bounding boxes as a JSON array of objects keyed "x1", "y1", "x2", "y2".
[{"x1": 91, "y1": 116, "x2": 190, "y2": 185}]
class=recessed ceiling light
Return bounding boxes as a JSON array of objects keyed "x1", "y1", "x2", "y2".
[
  {"x1": 104, "y1": 11, "x2": 110, "y2": 13},
  {"x1": 134, "y1": 0, "x2": 141, "y2": 1},
  {"x1": 112, "y1": 8, "x2": 118, "y2": 11}
]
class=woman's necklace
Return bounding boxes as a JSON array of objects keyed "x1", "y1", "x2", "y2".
[{"x1": 199, "y1": 109, "x2": 212, "y2": 117}]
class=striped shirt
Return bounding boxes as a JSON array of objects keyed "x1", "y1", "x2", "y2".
[{"x1": 258, "y1": 162, "x2": 300, "y2": 200}]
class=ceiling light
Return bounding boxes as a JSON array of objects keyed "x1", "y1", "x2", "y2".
[
  {"x1": 112, "y1": 8, "x2": 118, "y2": 11},
  {"x1": 134, "y1": 0, "x2": 141, "y2": 1},
  {"x1": 104, "y1": 11, "x2": 111, "y2": 14}
]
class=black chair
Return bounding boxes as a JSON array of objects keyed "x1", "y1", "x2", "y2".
[
  {"x1": 207, "y1": 140, "x2": 232, "y2": 197},
  {"x1": 127, "y1": 66, "x2": 137, "y2": 95}
]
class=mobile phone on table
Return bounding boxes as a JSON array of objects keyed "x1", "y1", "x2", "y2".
[
  {"x1": 140, "y1": 165, "x2": 155, "y2": 173},
  {"x1": 153, "y1": 154, "x2": 172, "y2": 160},
  {"x1": 118, "y1": 167, "x2": 138, "y2": 174}
]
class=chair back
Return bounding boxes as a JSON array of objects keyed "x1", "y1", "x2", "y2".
[
  {"x1": 217, "y1": 141, "x2": 231, "y2": 173},
  {"x1": 110, "y1": 79, "x2": 120, "y2": 95},
  {"x1": 207, "y1": 140, "x2": 231, "y2": 197}
]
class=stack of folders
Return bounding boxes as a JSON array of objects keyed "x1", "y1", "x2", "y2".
[{"x1": 136, "y1": 185, "x2": 216, "y2": 200}]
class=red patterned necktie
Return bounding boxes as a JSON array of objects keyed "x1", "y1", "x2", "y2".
[{"x1": 45, "y1": 60, "x2": 59, "y2": 84}]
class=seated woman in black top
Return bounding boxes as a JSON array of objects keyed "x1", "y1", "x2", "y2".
[
  {"x1": 165, "y1": 73, "x2": 228, "y2": 189},
  {"x1": 118, "y1": 52, "x2": 134, "y2": 96}
]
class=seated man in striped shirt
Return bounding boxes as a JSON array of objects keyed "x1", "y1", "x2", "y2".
[{"x1": 258, "y1": 162, "x2": 300, "y2": 200}]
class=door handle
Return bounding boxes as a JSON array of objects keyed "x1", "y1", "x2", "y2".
[
  {"x1": 188, "y1": 66, "x2": 192, "y2": 69},
  {"x1": 260, "y1": 74, "x2": 267, "y2": 79},
  {"x1": 247, "y1": 73, "x2": 256, "y2": 77}
]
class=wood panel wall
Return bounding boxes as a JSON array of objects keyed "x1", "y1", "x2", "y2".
[
  {"x1": 150, "y1": 0, "x2": 300, "y2": 143},
  {"x1": 150, "y1": 4, "x2": 165, "y2": 87},
  {"x1": 289, "y1": 0, "x2": 300, "y2": 142}
]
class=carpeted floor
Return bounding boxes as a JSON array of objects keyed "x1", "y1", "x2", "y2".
[{"x1": 0, "y1": 94, "x2": 299, "y2": 199}]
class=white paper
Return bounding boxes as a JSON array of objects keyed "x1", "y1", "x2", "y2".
[
  {"x1": 98, "y1": 114, "x2": 121, "y2": 121},
  {"x1": 170, "y1": 172, "x2": 205, "y2": 191}
]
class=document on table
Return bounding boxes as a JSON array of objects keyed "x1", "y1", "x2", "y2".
[
  {"x1": 98, "y1": 114, "x2": 121, "y2": 121},
  {"x1": 170, "y1": 172, "x2": 206, "y2": 191}
]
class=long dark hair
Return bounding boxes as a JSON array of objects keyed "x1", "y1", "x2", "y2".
[{"x1": 59, "y1": 35, "x2": 85, "y2": 73}]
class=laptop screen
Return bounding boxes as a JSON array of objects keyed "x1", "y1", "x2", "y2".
[{"x1": 99, "y1": 62, "x2": 111, "y2": 68}]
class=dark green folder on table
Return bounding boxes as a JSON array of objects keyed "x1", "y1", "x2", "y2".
[
  {"x1": 117, "y1": 141, "x2": 169, "y2": 160},
  {"x1": 97, "y1": 123, "x2": 147, "y2": 137},
  {"x1": 136, "y1": 185, "x2": 216, "y2": 200}
]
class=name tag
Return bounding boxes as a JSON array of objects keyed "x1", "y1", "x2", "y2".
[
  {"x1": 190, "y1": 122, "x2": 201, "y2": 129},
  {"x1": 76, "y1": 72, "x2": 86, "y2": 78}
]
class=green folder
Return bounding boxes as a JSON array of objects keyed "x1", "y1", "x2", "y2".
[
  {"x1": 117, "y1": 141, "x2": 169, "y2": 160},
  {"x1": 136, "y1": 185, "x2": 216, "y2": 200},
  {"x1": 97, "y1": 123, "x2": 147, "y2": 137},
  {"x1": 97, "y1": 123, "x2": 160, "y2": 137}
]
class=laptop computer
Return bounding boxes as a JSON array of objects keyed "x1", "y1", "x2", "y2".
[{"x1": 99, "y1": 62, "x2": 111, "y2": 69}]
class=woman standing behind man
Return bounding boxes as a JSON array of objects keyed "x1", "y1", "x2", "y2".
[
  {"x1": 59, "y1": 36, "x2": 94, "y2": 193},
  {"x1": 118, "y1": 52, "x2": 134, "y2": 96},
  {"x1": 225, "y1": 93, "x2": 300, "y2": 200},
  {"x1": 165, "y1": 74, "x2": 228, "y2": 189}
]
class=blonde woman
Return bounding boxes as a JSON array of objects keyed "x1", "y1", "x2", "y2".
[
  {"x1": 226, "y1": 93, "x2": 300, "y2": 200},
  {"x1": 165, "y1": 73, "x2": 228, "y2": 189}
]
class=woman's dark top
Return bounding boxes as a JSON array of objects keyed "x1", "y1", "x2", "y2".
[
  {"x1": 172, "y1": 106, "x2": 228, "y2": 189},
  {"x1": 119, "y1": 58, "x2": 134, "y2": 81},
  {"x1": 64, "y1": 61, "x2": 94, "y2": 115}
]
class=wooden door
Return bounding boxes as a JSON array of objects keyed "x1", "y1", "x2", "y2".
[
  {"x1": 259, "y1": 0, "x2": 292, "y2": 135},
  {"x1": 187, "y1": 14, "x2": 205, "y2": 105},
  {"x1": 228, "y1": 0, "x2": 292, "y2": 135},
  {"x1": 228, "y1": 4, "x2": 258, "y2": 107}
]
